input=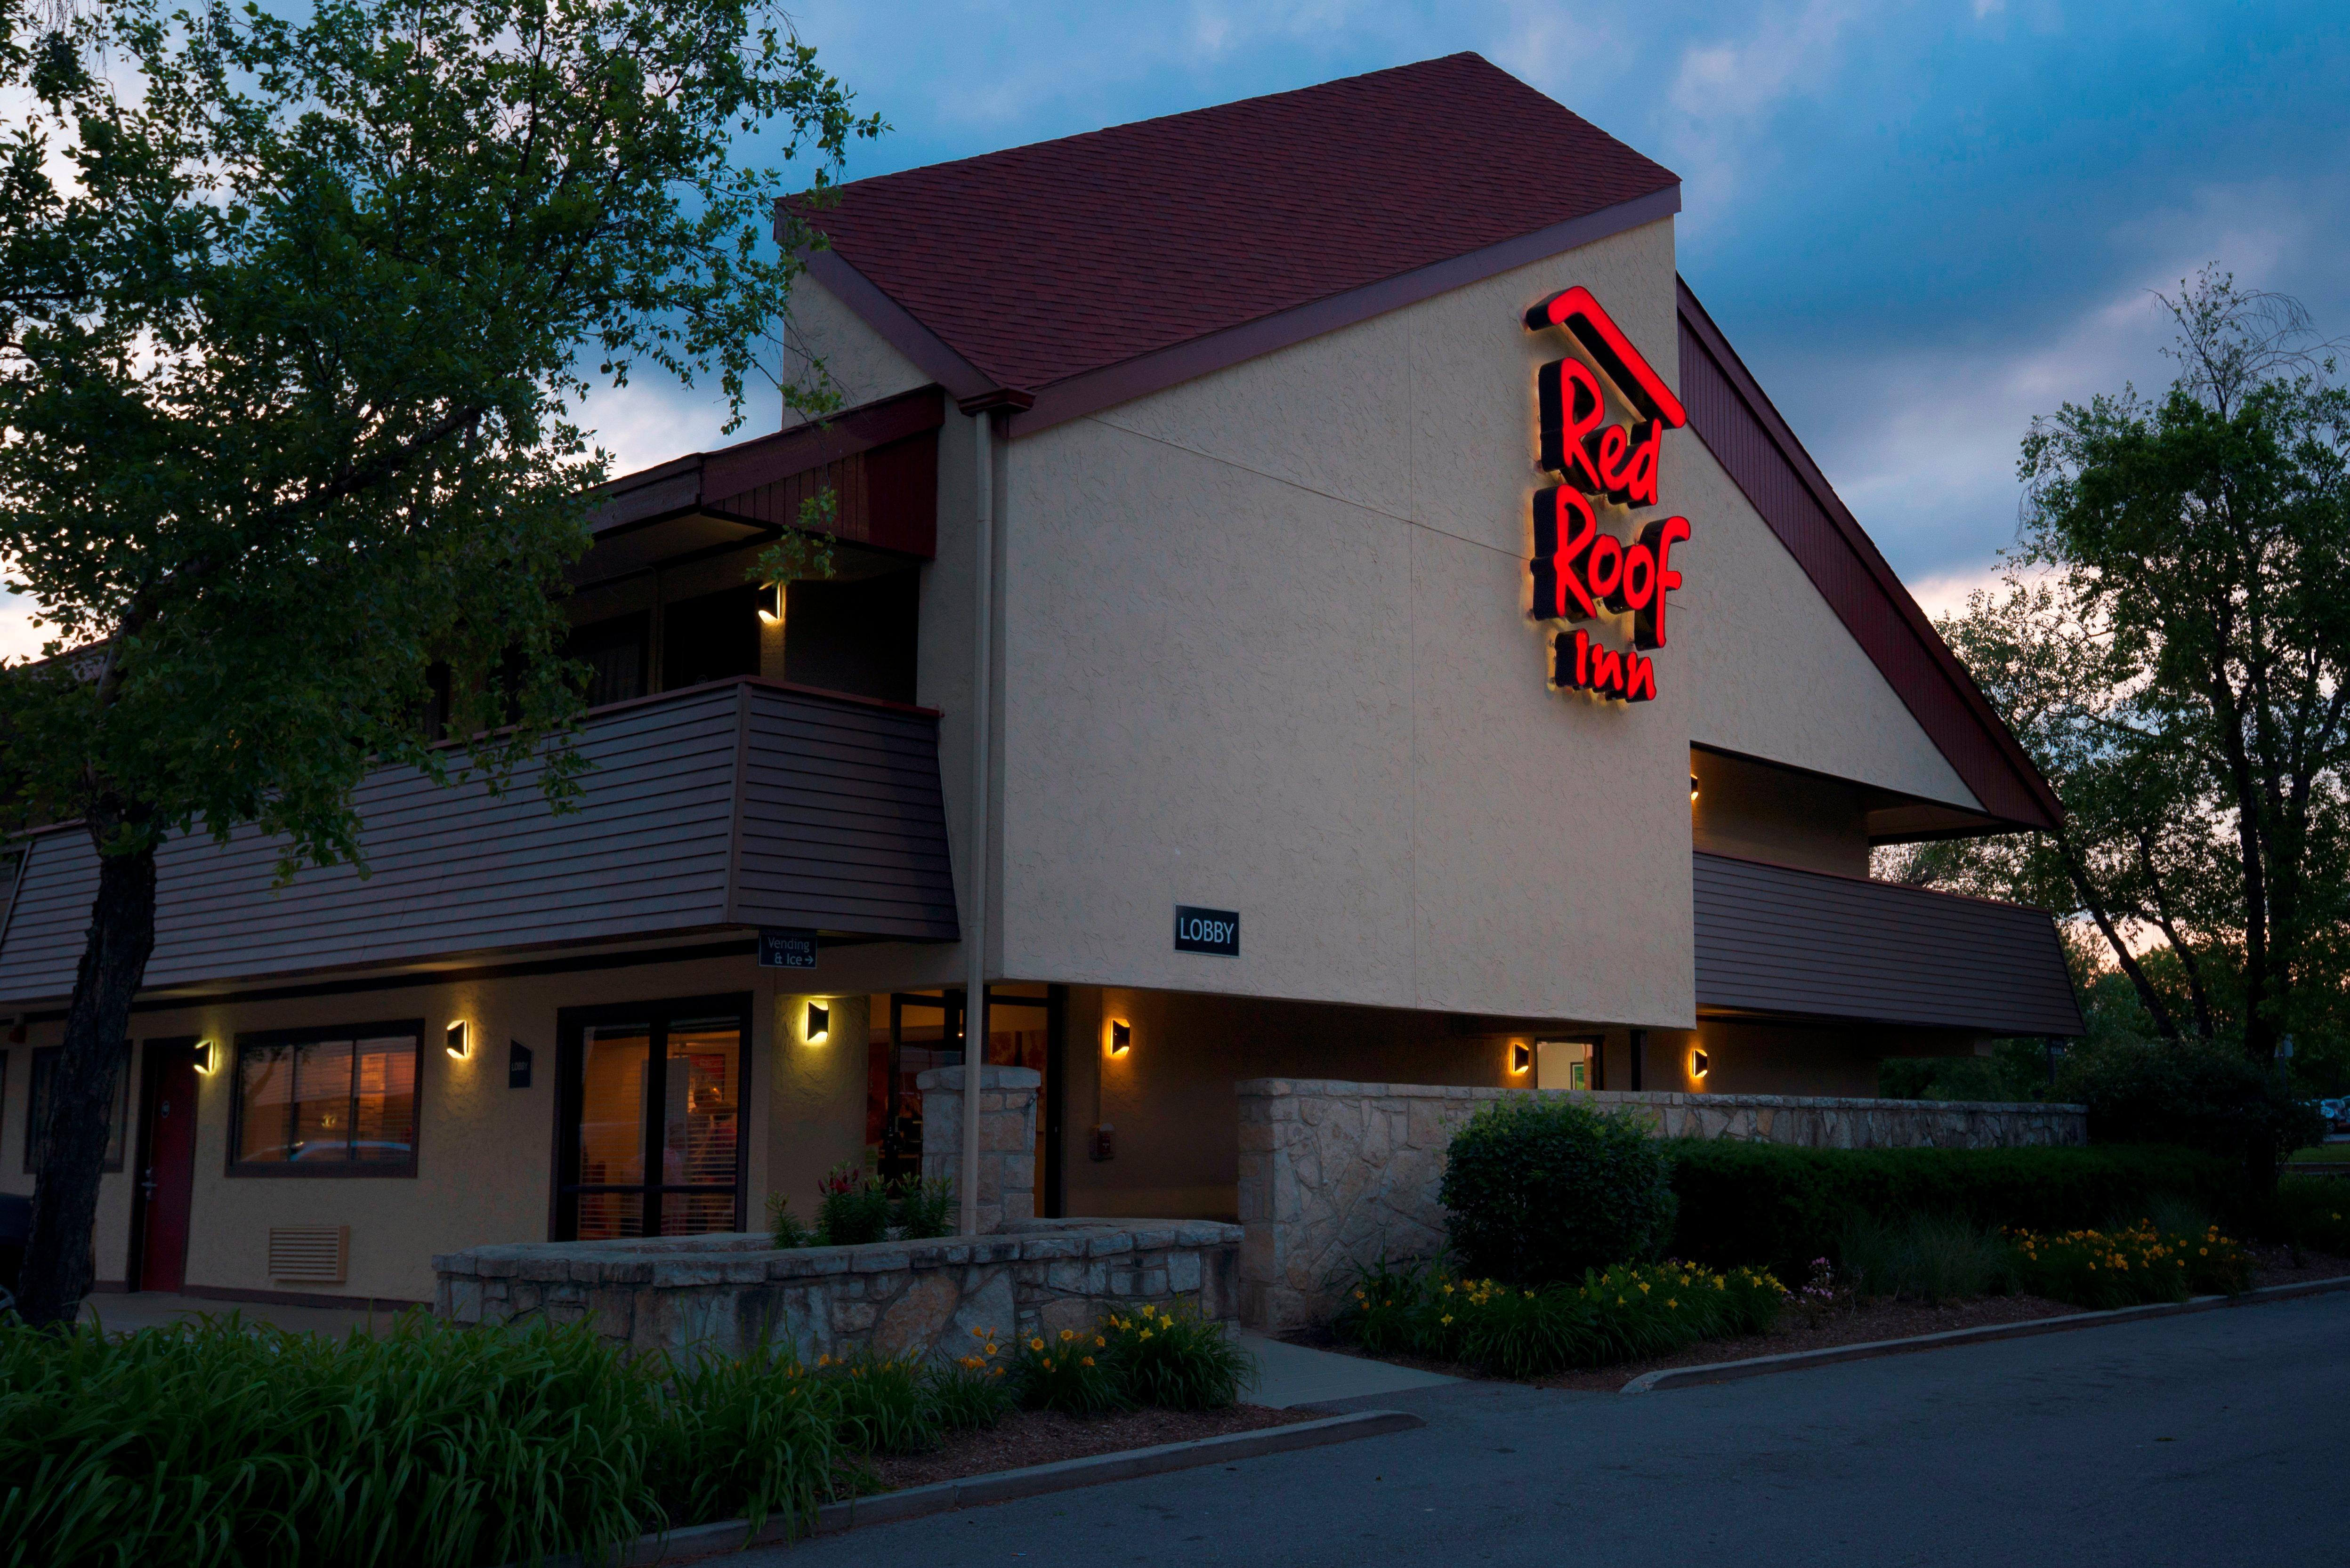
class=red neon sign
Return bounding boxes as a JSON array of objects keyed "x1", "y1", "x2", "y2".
[{"x1": 1523, "y1": 288, "x2": 1692, "y2": 700}]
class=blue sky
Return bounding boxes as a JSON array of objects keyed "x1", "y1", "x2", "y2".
[{"x1": 574, "y1": 0, "x2": 2349, "y2": 624}]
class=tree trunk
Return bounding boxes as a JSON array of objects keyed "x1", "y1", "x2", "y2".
[{"x1": 17, "y1": 834, "x2": 158, "y2": 1329}]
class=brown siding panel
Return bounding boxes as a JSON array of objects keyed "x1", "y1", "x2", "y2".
[
  {"x1": 1693, "y1": 852, "x2": 2084, "y2": 1036},
  {"x1": 0, "y1": 681, "x2": 961, "y2": 1004},
  {"x1": 734, "y1": 687, "x2": 960, "y2": 941}
]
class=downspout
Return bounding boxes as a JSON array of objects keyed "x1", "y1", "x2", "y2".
[{"x1": 959, "y1": 406, "x2": 995, "y2": 1238}]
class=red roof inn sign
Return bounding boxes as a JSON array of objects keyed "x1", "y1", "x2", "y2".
[{"x1": 1524, "y1": 288, "x2": 1690, "y2": 705}]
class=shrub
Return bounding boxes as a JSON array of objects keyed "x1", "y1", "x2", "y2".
[
  {"x1": 924, "y1": 1336, "x2": 1016, "y2": 1431},
  {"x1": 2262, "y1": 1176, "x2": 2350, "y2": 1254},
  {"x1": 1332, "y1": 1258, "x2": 1783, "y2": 1379},
  {"x1": 659, "y1": 1344, "x2": 844, "y2": 1538},
  {"x1": 2008, "y1": 1222, "x2": 2250, "y2": 1310},
  {"x1": 816, "y1": 1164, "x2": 892, "y2": 1246},
  {"x1": 1014, "y1": 1327, "x2": 1127, "y2": 1415},
  {"x1": 1666, "y1": 1142, "x2": 2244, "y2": 1276},
  {"x1": 1835, "y1": 1214, "x2": 2019, "y2": 1303},
  {"x1": 1099, "y1": 1303, "x2": 1254, "y2": 1410},
  {"x1": 890, "y1": 1176, "x2": 957, "y2": 1240},
  {"x1": 1441, "y1": 1097, "x2": 1678, "y2": 1283},
  {"x1": 766, "y1": 1195, "x2": 816, "y2": 1250},
  {"x1": 2054, "y1": 1036, "x2": 2326, "y2": 1172},
  {"x1": 0, "y1": 1311, "x2": 841, "y2": 1568},
  {"x1": 814, "y1": 1349, "x2": 935, "y2": 1455}
]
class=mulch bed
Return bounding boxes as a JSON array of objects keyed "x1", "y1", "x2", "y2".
[
  {"x1": 862, "y1": 1404, "x2": 1314, "y2": 1492},
  {"x1": 2249, "y1": 1244, "x2": 2350, "y2": 1288},
  {"x1": 1287, "y1": 1249, "x2": 2350, "y2": 1395}
]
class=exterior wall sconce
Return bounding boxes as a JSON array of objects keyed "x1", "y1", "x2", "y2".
[
  {"x1": 446, "y1": 1021, "x2": 469, "y2": 1060},
  {"x1": 1107, "y1": 1019, "x2": 1131, "y2": 1056},
  {"x1": 1689, "y1": 774, "x2": 1700, "y2": 801},
  {"x1": 757, "y1": 581, "x2": 785, "y2": 625},
  {"x1": 1510, "y1": 1041, "x2": 1532, "y2": 1075},
  {"x1": 193, "y1": 1039, "x2": 217, "y2": 1075},
  {"x1": 806, "y1": 1002, "x2": 830, "y2": 1043},
  {"x1": 1690, "y1": 1047, "x2": 1709, "y2": 1080}
]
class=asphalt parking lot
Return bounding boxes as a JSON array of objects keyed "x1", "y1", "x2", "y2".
[{"x1": 748, "y1": 1290, "x2": 2350, "y2": 1568}]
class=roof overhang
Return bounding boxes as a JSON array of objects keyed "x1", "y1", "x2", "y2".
[{"x1": 797, "y1": 184, "x2": 1682, "y2": 441}]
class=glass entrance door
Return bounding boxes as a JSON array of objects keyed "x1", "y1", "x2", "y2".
[
  {"x1": 557, "y1": 994, "x2": 750, "y2": 1240},
  {"x1": 869, "y1": 986, "x2": 1053, "y2": 1190}
]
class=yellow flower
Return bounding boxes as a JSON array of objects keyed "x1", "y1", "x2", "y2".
[
  {"x1": 1440, "y1": 1314, "x2": 1454, "y2": 1326},
  {"x1": 1082, "y1": 1356, "x2": 1096, "y2": 1367},
  {"x1": 1096, "y1": 1335, "x2": 1107, "y2": 1348},
  {"x1": 1060, "y1": 1328, "x2": 1077, "y2": 1342},
  {"x1": 816, "y1": 1354, "x2": 831, "y2": 1367},
  {"x1": 1638, "y1": 1282, "x2": 1650, "y2": 1295},
  {"x1": 1139, "y1": 1329, "x2": 1154, "y2": 1342},
  {"x1": 1030, "y1": 1337, "x2": 1045, "y2": 1351}
]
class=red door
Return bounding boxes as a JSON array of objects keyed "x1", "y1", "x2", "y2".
[{"x1": 133, "y1": 1042, "x2": 201, "y2": 1293}]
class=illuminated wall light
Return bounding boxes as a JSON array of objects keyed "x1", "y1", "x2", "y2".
[
  {"x1": 1510, "y1": 1041, "x2": 1532, "y2": 1075},
  {"x1": 1107, "y1": 1020, "x2": 1131, "y2": 1056},
  {"x1": 1690, "y1": 1048, "x2": 1709, "y2": 1080},
  {"x1": 757, "y1": 581, "x2": 785, "y2": 625},
  {"x1": 445, "y1": 1021, "x2": 470, "y2": 1061},
  {"x1": 1689, "y1": 774, "x2": 1700, "y2": 801},
  {"x1": 193, "y1": 1040, "x2": 217, "y2": 1075},
  {"x1": 806, "y1": 1002, "x2": 830, "y2": 1044}
]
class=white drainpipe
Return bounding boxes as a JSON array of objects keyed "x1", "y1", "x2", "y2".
[{"x1": 960, "y1": 408, "x2": 994, "y2": 1237}]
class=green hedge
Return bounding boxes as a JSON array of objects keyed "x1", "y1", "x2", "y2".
[{"x1": 1664, "y1": 1142, "x2": 2244, "y2": 1274}]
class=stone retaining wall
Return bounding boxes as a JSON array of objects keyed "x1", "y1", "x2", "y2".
[
  {"x1": 432, "y1": 1219, "x2": 1240, "y2": 1361},
  {"x1": 1236, "y1": 1078, "x2": 2089, "y2": 1332}
]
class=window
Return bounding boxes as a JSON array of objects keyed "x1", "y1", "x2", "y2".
[
  {"x1": 660, "y1": 585, "x2": 760, "y2": 692},
  {"x1": 229, "y1": 1022, "x2": 421, "y2": 1176},
  {"x1": 565, "y1": 612, "x2": 650, "y2": 708},
  {"x1": 557, "y1": 995, "x2": 750, "y2": 1239},
  {"x1": 24, "y1": 1045, "x2": 132, "y2": 1174}
]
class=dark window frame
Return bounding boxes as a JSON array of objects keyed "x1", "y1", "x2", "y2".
[
  {"x1": 225, "y1": 1019, "x2": 425, "y2": 1179},
  {"x1": 552, "y1": 992, "x2": 753, "y2": 1241},
  {"x1": 24, "y1": 1043, "x2": 132, "y2": 1174}
]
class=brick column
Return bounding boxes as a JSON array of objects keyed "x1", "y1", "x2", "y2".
[{"x1": 916, "y1": 1064, "x2": 1039, "y2": 1234}]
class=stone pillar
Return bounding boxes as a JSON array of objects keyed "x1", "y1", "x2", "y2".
[{"x1": 916, "y1": 1064, "x2": 1039, "y2": 1234}]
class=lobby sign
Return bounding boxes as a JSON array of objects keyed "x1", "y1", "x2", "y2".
[
  {"x1": 1522, "y1": 287, "x2": 1691, "y2": 704},
  {"x1": 1173, "y1": 905, "x2": 1240, "y2": 957}
]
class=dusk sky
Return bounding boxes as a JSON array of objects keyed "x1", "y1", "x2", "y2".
[
  {"x1": 6, "y1": 1, "x2": 2341, "y2": 655},
  {"x1": 585, "y1": 0, "x2": 2350, "y2": 626}
]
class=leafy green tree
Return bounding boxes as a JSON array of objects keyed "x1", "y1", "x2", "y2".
[
  {"x1": 0, "y1": 0, "x2": 875, "y2": 1326},
  {"x1": 1890, "y1": 272, "x2": 2350, "y2": 1074}
]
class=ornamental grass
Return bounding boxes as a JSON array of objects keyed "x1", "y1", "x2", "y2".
[
  {"x1": 2008, "y1": 1222, "x2": 2253, "y2": 1311},
  {"x1": 0, "y1": 1311, "x2": 839, "y2": 1568},
  {"x1": 3, "y1": 1301, "x2": 1255, "y2": 1568},
  {"x1": 1333, "y1": 1257, "x2": 1784, "y2": 1379}
]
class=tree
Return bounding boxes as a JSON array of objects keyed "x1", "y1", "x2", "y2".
[
  {"x1": 0, "y1": 0, "x2": 876, "y2": 1327},
  {"x1": 1890, "y1": 272, "x2": 2350, "y2": 1071}
]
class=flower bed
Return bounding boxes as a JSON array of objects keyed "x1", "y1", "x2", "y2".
[
  {"x1": 3, "y1": 1296, "x2": 1258, "y2": 1568},
  {"x1": 1332, "y1": 1259, "x2": 1785, "y2": 1379}
]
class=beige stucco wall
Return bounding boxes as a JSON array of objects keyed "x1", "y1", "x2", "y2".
[
  {"x1": 1673, "y1": 438, "x2": 1979, "y2": 811},
  {"x1": 0, "y1": 948, "x2": 934, "y2": 1303},
  {"x1": 778, "y1": 275, "x2": 933, "y2": 430},
  {"x1": 994, "y1": 219, "x2": 1697, "y2": 1027},
  {"x1": 1690, "y1": 747, "x2": 1872, "y2": 877}
]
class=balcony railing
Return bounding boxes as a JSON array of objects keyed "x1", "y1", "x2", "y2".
[
  {"x1": 0, "y1": 678, "x2": 958, "y2": 1005},
  {"x1": 1693, "y1": 851, "x2": 2082, "y2": 1036}
]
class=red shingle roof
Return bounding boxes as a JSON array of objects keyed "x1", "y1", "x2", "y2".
[{"x1": 795, "y1": 54, "x2": 1678, "y2": 396}]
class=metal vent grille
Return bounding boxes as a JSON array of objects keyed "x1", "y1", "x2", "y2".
[{"x1": 267, "y1": 1225, "x2": 349, "y2": 1284}]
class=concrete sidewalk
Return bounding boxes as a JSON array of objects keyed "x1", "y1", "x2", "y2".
[{"x1": 1238, "y1": 1331, "x2": 1458, "y2": 1407}]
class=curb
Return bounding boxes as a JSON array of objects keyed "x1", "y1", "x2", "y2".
[
  {"x1": 570, "y1": 1408, "x2": 1423, "y2": 1564},
  {"x1": 1620, "y1": 1273, "x2": 2350, "y2": 1394}
]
